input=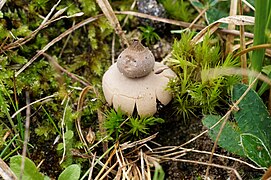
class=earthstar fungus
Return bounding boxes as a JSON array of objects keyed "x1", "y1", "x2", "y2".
[{"x1": 102, "y1": 40, "x2": 176, "y2": 117}]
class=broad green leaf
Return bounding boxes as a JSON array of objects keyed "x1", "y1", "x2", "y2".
[
  {"x1": 10, "y1": 155, "x2": 44, "y2": 180},
  {"x1": 241, "y1": 133, "x2": 271, "y2": 168},
  {"x1": 232, "y1": 84, "x2": 271, "y2": 151},
  {"x1": 190, "y1": 0, "x2": 204, "y2": 9},
  {"x1": 202, "y1": 115, "x2": 245, "y2": 156},
  {"x1": 58, "y1": 164, "x2": 81, "y2": 180}
]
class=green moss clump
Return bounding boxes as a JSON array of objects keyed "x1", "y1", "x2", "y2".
[{"x1": 167, "y1": 33, "x2": 240, "y2": 120}]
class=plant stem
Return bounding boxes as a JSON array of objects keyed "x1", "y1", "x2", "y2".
[{"x1": 250, "y1": 0, "x2": 268, "y2": 88}]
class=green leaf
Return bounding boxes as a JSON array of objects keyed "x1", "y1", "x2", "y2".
[
  {"x1": 204, "y1": 84, "x2": 271, "y2": 168},
  {"x1": 232, "y1": 84, "x2": 271, "y2": 151},
  {"x1": 240, "y1": 133, "x2": 271, "y2": 168},
  {"x1": 202, "y1": 115, "x2": 245, "y2": 156},
  {"x1": 64, "y1": 130, "x2": 74, "y2": 140},
  {"x1": 10, "y1": 155, "x2": 44, "y2": 180},
  {"x1": 190, "y1": 0, "x2": 204, "y2": 9},
  {"x1": 57, "y1": 143, "x2": 64, "y2": 151},
  {"x1": 58, "y1": 164, "x2": 81, "y2": 180}
]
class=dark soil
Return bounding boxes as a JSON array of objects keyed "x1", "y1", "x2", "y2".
[{"x1": 153, "y1": 105, "x2": 264, "y2": 179}]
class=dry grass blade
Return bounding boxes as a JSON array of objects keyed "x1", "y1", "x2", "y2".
[
  {"x1": 0, "y1": 158, "x2": 17, "y2": 180},
  {"x1": 116, "y1": 11, "x2": 254, "y2": 38},
  {"x1": 19, "y1": 91, "x2": 30, "y2": 180},
  {"x1": 88, "y1": 152, "x2": 96, "y2": 180},
  {"x1": 15, "y1": 15, "x2": 102, "y2": 77},
  {"x1": 115, "y1": 147, "x2": 129, "y2": 179},
  {"x1": 41, "y1": 0, "x2": 62, "y2": 25},
  {"x1": 76, "y1": 86, "x2": 94, "y2": 148},
  {"x1": 94, "y1": 146, "x2": 117, "y2": 180},
  {"x1": 96, "y1": 0, "x2": 129, "y2": 46},
  {"x1": 42, "y1": 52, "x2": 90, "y2": 86},
  {"x1": 239, "y1": 0, "x2": 248, "y2": 83},
  {"x1": 120, "y1": 133, "x2": 157, "y2": 150},
  {"x1": 201, "y1": 67, "x2": 271, "y2": 86},
  {"x1": 192, "y1": 15, "x2": 254, "y2": 44},
  {"x1": 59, "y1": 96, "x2": 70, "y2": 164},
  {"x1": 11, "y1": 94, "x2": 57, "y2": 118},
  {"x1": 191, "y1": 21, "x2": 221, "y2": 44},
  {"x1": 99, "y1": 162, "x2": 118, "y2": 180},
  {"x1": 234, "y1": 44, "x2": 271, "y2": 58},
  {"x1": 242, "y1": 0, "x2": 255, "y2": 11},
  {"x1": 218, "y1": 15, "x2": 254, "y2": 25},
  {"x1": 0, "y1": 0, "x2": 6, "y2": 10},
  {"x1": 226, "y1": 0, "x2": 238, "y2": 54},
  {"x1": 151, "y1": 146, "x2": 263, "y2": 170},
  {"x1": 140, "y1": 149, "x2": 146, "y2": 180},
  {"x1": 161, "y1": 157, "x2": 242, "y2": 180},
  {"x1": 205, "y1": 75, "x2": 259, "y2": 178}
]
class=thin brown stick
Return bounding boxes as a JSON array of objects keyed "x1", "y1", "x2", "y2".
[
  {"x1": 94, "y1": 145, "x2": 116, "y2": 180},
  {"x1": 15, "y1": 15, "x2": 103, "y2": 77},
  {"x1": 151, "y1": 146, "x2": 263, "y2": 170},
  {"x1": 88, "y1": 152, "x2": 96, "y2": 180},
  {"x1": 205, "y1": 75, "x2": 260, "y2": 178},
  {"x1": 233, "y1": 44, "x2": 271, "y2": 58},
  {"x1": 111, "y1": 33, "x2": 116, "y2": 64},
  {"x1": 188, "y1": 8, "x2": 208, "y2": 29},
  {"x1": 19, "y1": 91, "x2": 31, "y2": 180},
  {"x1": 1, "y1": 0, "x2": 80, "y2": 53},
  {"x1": 140, "y1": 149, "x2": 145, "y2": 180},
  {"x1": 115, "y1": 11, "x2": 254, "y2": 38},
  {"x1": 0, "y1": 158, "x2": 17, "y2": 180},
  {"x1": 76, "y1": 86, "x2": 94, "y2": 148},
  {"x1": 96, "y1": 0, "x2": 129, "y2": 47},
  {"x1": 239, "y1": 0, "x2": 248, "y2": 84},
  {"x1": 161, "y1": 157, "x2": 242, "y2": 180},
  {"x1": 42, "y1": 52, "x2": 91, "y2": 86},
  {"x1": 226, "y1": 0, "x2": 238, "y2": 54}
]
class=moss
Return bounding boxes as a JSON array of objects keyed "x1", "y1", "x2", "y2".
[
  {"x1": 167, "y1": 32, "x2": 240, "y2": 120},
  {"x1": 0, "y1": 0, "x2": 112, "y2": 173}
]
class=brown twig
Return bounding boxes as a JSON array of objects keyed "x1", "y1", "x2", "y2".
[
  {"x1": 15, "y1": 15, "x2": 103, "y2": 77},
  {"x1": 0, "y1": 158, "x2": 17, "y2": 180},
  {"x1": 88, "y1": 152, "x2": 96, "y2": 180},
  {"x1": 1, "y1": 0, "x2": 79, "y2": 53},
  {"x1": 233, "y1": 44, "x2": 271, "y2": 58},
  {"x1": 226, "y1": 0, "x2": 238, "y2": 54},
  {"x1": 162, "y1": 157, "x2": 242, "y2": 180},
  {"x1": 96, "y1": 0, "x2": 129, "y2": 47},
  {"x1": 19, "y1": 91, "x2": 31, "y2": 180},
  {"x1": 151, "y1": 146, "x2": 263, "y2": 170},
  {"x1": 205, "y1": 74, "x2": 260, "y2": 178},
  {"x1": 115, "y1": 11, "x2": 254, "y2": 38},
  {"x1": 11, "y1": 94, "x2": 56, "y2": 119},
  {"x1": 42, "y1": 52, "x2": 91, "y2": 86},
  {"x1": 76, "y1": 86, "x2": 94, "y2": 149},
  {"x1": 188, "y1": 8, "x2": 208, "y2": 30},
  {"x1": 239, "y1": 0, "x2": 248, "y2": 84}
]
